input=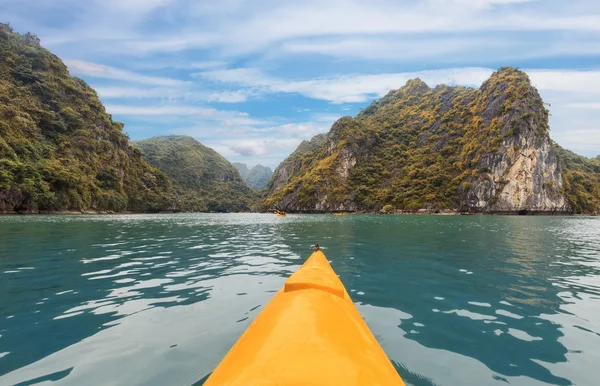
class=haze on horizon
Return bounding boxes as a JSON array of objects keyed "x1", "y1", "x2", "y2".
[{"x1": 2, "y1": 0, "x2": 600, "y2": 168}]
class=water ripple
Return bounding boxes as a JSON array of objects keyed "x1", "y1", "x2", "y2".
[{"x1": 0, "y1": 214, "x2": 599, "y2": 386}]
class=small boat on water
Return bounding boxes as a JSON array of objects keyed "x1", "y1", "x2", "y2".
[
  {"x1": 204, "y1": 249, "x2": 405, "y2": 385},
  {"x1": 333, "y1": 212, "x2": 348, "y2": 216},
  {"x1": 274, "y1": 209, "x2": 287, "y2": 217}
]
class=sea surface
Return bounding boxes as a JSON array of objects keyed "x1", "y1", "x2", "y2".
[{"x1": 0, "y1": 214, "x2": 599, "y2": 386}]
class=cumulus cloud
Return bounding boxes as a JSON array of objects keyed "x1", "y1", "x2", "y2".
[
  {"x1": 229, "y1": 141, "x2": 268, "y2": 157},
  {"x1": 224, "y1": 137, "x2": 316, "y2": 158}
]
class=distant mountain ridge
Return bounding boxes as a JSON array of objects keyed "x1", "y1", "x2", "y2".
[
  {"x1": 265, "y1": 68, "x2": 600, "y2": 214},
  {"x1": 233, "y1": 162, "x2": 272, "y2": 190},
  {"x1": 0, "y1": 24, "x2": 173, "y2": 213},
  {"x1": 133, "y1": 136, "x2": 256, "y2": 212}
]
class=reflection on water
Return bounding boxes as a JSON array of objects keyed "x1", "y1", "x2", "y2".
[{"x1": 1, "y1": 214, "x2": 599, "y2": 385}]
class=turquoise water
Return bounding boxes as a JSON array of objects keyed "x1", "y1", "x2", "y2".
[{"x1": 1, "y1": 214, "x2": 599, "y2": 386}]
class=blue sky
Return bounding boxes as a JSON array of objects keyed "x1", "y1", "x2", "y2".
[{"x1": 2, "y1": 0, "x2": 600, "y2": 168}]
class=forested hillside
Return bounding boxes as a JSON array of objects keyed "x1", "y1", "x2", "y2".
[
  {"x1": 0, "y1": 23, "x2": 173, "y2": 213},
  {"x1": 134, "y1": 136, "x2": 256, "y2": 212}
]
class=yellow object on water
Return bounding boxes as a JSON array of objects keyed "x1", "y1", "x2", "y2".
[
  {"x1": 204, "y1": 250, "x2": 405, "y2": 385},
  {"x1": 276, "y1": 213, "x2": 287, "y2": 217},
  {"x1": 333, "y1": 212, "x2": 348, "y2": 216}
]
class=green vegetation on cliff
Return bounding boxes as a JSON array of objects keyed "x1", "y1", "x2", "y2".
[
  {"x1": 266, "y1": 68, "x2": 599, "y2": 213},
  {"x1": 0, "y1": 24, "x2": 173, "y2": 213},
  {"x1": 133, "y1": 136, "x2": 256, "y2": 212},
  {"x1": 554, "y1": 144, "x2": 600, "y2": 213},
  {"x1": 268, "y1": 133, "x2": 327, "y2": 192}
]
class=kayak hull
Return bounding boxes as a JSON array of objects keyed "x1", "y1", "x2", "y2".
[{"x1": 204, "y1": 251, "x2": 404, "y2": 385}]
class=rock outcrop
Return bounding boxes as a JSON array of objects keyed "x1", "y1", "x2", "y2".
[
  {"x1": 265, "y1": 68, "x2": 594, "y2": 214},
  {"x1": 270, "y1": 133, "x2": 327, "y2": 192},
  {"x1": 459, "y1": 70, "x2": 569, "y2": 213}
]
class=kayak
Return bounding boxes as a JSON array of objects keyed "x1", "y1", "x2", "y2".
[
  {"x1": 204, "y1": 250, "x2": 405, "y2": 385},
  {"x1": 276, "y1": 213, "x2": 287, "y2": 217},
  {"x1": 333, "y1": 213, "x2": 348, "y2": 216}
]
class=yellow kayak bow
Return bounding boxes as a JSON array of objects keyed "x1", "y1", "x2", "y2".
[{"x1": 204, "y1": 250, "x2": 405, "y2": 385}]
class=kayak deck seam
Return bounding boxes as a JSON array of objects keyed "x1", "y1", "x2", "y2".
[
  {"x1": 283, "y1": 252, "x2": 346, "y2": 299},
  {"x1": 284, "y1": 281, "x2": 345, "y2": 299}
]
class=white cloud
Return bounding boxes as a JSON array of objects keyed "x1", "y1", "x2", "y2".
[
  {"x1": 200, "y1": 67, "x2": 495, "y2": 103},
  {"x1": 275, "y1": 122, "x2": 332, "y2": 138},
  {"x1": 426, "y1": 0, "x2": 536, "y2": 9},
  {"x1": 133, "y1": 61, "x2": 227, "y2": 70},
  {"x1": 95, "y1": 87, "x2": 177, "y2": 99},
  {"x1": 229, "y1": 140, "x2": 269, "y2": 157},
  {"x1": 221, "y1": 137, "x2": 314, "y2": 157},
  {"x1": 311, "y1": 113, "x2": 343, "y2": 123},
  {"x1": 207, "y1": 90, "x2": 251, "y2": 103},
  {"x1": 106, "y1": 105, "x2": 215, "y2": 116},
  {"x1": 200, "y1": 66, "x2": 600, "y2": 106},
  {"x1": 278, "y1": 33, "x2": 600, "y2": 63},
  {"x1": 528, "y1": 70, "x2": 600, "y2": 94},
  {"x1": 280, "y1": 36, "x2": 501, "y2": 61},
  {"x1": 65, "y1": 60, "x2": 186, "y2": 86},
  {"x1": 205, "y1": 138, "x2": 305, "y2": 168},
  {"x1": 172, "y1": 119, "x2": 334, "y2": 167},
  {"x1": 104, "y1": 104, "x2": 265, "y2": 126},
  {"x1": 102, "y1": 0, "x2": 173, "y2": 13},
  {"x1": 95, "y1": 86, "x2": 249, "y2": 103}
]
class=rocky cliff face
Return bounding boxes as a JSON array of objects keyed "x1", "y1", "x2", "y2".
[
  {"x1": 269, "y1": 133, "x2": 327, "y2": 192},
  {"x1": 265, "y1": 68, "x2": 582, "y2": 213},
  {"x1": 460, "y1": 71, "x2": 569, "y2": 213},
  {"x1": 466, "y1": 138, "x2": 567, "y2": 212}
]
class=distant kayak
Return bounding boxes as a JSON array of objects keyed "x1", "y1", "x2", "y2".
[
  {"x1": 276, "y1": 213, "x2": 287, "y2": 217},
  {"x1": 333, "y1": 212, "x2": 348, "y2": 216},
  {"x1": 204, "y1": 250, "x2": 405, "y2": 385},
  {"x1": 274, "y1": 209, "x2": 287, "y2": 216}
]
